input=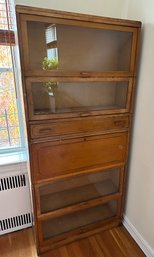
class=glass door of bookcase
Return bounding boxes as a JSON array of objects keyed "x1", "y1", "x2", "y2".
[
  {"x1": 26, "y1": 78, "x2": 132, "y2": 120},
  {"x1": 20, "y1": 15, "x2": 137, "y2": 74},
  {"x1": 40, "y1": 200, "x2": 118, "y2": 240},
  {"x1": 38, "y1": 168, "x2": 120, "y2": 214}
]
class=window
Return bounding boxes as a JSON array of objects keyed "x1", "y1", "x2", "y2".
[
  {"x1": 0, "y1": 0, "x2": 25, "y2": 154},
  {"x1": 45, "y1": 24, "x2": 58, "y2": 61}
]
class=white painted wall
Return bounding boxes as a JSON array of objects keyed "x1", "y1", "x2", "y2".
[
  {"x1": 15, "y1": 0, "x2": 124, "y2": 18},
  {"x1": 122, "y1": 0, "x2": 154, "y2": 250}
]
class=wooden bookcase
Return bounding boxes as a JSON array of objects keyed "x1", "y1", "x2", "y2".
[{"x1": 16, "y1": 5, "x2": 141, "y2": 255}]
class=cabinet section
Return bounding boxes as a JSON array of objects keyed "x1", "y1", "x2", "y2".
[
  {"x1": 37, "y1": 168, "x2": 120, "y2": 214},
  {"x1": 30, "y1": 115, "x2": 129, "y2": 139},
  {"x1": 40, "y1": 200, "x2": 117, "y2": 241},
  {"x1": 26, "y1": 78, "x2": 133, "y2": 120},
  {"x1": 31, "y1": 132, "x2": 128, "y2": 182},
  {"x1": 18, "y1": 14, "x2": 139, "y2": 75},
  {"x1": 16, "y1": 6, "x2": 141, "y2": 254},
  {"x1": 27, "y1": 20, "x2": 132, "y2": 72}
]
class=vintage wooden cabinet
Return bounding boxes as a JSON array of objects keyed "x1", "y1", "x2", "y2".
[{"x1": 16, "y1": 5, "x2": 141, "y2": 255}]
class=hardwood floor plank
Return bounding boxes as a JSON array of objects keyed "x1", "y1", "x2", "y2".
[
  {"x1": 88, "y1": 236, "x2": 106, "y2": 257},
  {"x1": 0, "y1": 229, "x2": 37, "y2": 257},
  {"x1": 67, "y1": 241, "x2": 86, "y2": 257},
  {"x1": 76, "y1": 237, "x2": 101, "y2": 257},
  {"x1": 96, "y1": 227, "x2": 146, "y2": 257},
  {"x1": 0, "y1": 226, "x2": 146, "y2": 257},
  {"x1": 95, "y1": 232, "x2": 125, "y2": 257},
  {"x1": 114, "y1": 226, "x2": 146, "y2": 257},
  {"x1": 58, "y1": 246, "x2": 70, "y2": 257}
]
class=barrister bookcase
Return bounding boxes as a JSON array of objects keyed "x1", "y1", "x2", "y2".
[{"x1": 16, "y1": 5, "x2": 141, "y2": 255}]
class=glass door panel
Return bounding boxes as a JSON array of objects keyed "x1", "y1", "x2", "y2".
[
  {"x1": 30, "y1": 80, "x2": 129, "y2": 116},
  {"x1": 39, "y1": 168, "x2": 120, "y2": 214},
  {"x1": 27, "y1": 20, "x2": 132, "y2": 72},
  {"x1": 42, "y1": 200, "x2": 117, "y2": 239}
]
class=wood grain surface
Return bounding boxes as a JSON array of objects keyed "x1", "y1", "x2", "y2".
[{"x1": 0, "y1": 226, "x2": 146, "y2": 257}]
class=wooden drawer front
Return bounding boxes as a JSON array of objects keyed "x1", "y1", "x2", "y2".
[
  {"x1": 30, "y1": 115, "x2": 129, "y2": 139},
  {"x1": 39, "y1": 200, "x2": 117, "y2": 246},
  {"x1": 31, "y1": 133, "x2": 128, "y2": 182},
  {"x1": 37, "y1": 168, "x2": 120, "y2": 215}
]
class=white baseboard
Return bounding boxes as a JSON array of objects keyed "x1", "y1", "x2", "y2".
[{"x1": 123, "y1": 215, "x2": 154, "y2": 257}]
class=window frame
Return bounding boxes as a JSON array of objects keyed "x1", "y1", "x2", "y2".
[{"x1": 0, "y1": 2, "x2": 27, "y2": 155}]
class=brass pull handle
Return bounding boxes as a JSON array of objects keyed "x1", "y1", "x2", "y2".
[
  {"x1": 80, "y1": 72, "x2": 90, "y2": 78},
  {"x1": 114, "y1": 120, "x2": 125, "y2": 126},
  {"x1": 118, "y1": 145, "x2": 124, "y2": 150},
  {"x1": 80, "y1": 112, "x2": 91, "y2": 117},
  {"x1": 39, "y1": 128, "x2": 52, "y2": 133}
]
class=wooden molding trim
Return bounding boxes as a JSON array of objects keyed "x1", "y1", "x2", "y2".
[{"x1": 15, "y1": 5, "x2": 141, "y2": 28}]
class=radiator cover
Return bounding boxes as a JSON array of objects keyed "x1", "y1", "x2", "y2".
[{"x1": 0, "y1": 162, "x2": 32, "y2": 235}]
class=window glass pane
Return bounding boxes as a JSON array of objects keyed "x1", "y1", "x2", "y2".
[
  {"x1": 0, "y1": 1, "x2": 23, "y2": 151},
  {"x1": 0, "y1": 68, "x2": 21, "y2": 149},
  {"x1": 0, "y1": 0, "x2": 14, "y2": 30},
  {"x1": 0, "y1": 45, "x2": 12, "y2": 68}
]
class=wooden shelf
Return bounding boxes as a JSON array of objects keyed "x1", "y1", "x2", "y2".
[{"x1": 34, "y1": 105, "x2": 123, "y2": 115}]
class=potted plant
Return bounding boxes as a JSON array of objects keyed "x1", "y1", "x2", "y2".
[
  {"x1": 42, "y1": 57, "x2": 59, "y2": 112},
  {"x1": 42, "y1": 57, "x2": 58, "y2": 70}
]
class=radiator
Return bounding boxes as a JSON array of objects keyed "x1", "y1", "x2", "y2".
[{"x1": 0, "y1": 162, "x2": 33, "y2": 235}]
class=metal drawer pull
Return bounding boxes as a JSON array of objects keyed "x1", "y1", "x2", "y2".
[
  {"x1": 114, "y1": 120, "x2": 125, "y2": 126},
  {"x1": 118, "y1": 145, "x2": 124, "y2": 150},
  {"x1": 80, "y1": 72, "x2": 90, "y2": 78},
  {"x1": 39, "y1": 128, "x2": 52, "y2": 133}
]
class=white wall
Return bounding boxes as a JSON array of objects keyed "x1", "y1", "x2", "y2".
[
  {"x1": 123, "y1": 0, "x2": 154, "y2": 250},
  {"x1": 15, "y1": 0, "x2": 124, "y2": 18}
]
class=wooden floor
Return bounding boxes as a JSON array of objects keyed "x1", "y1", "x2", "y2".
[{"x1": 0, "y1": 226, "x2": 146, "y2": 257}]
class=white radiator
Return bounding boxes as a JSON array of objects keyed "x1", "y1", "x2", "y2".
[{"x1": 0, "y1": 162, "x2": 33, "y2": 235}]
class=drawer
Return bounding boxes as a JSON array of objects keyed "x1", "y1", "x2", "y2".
[
  {"x1": 30, "y1": 115, "x2": 129, "y2": 139},
  {"x1": 38, "y1": 200, "x2": 118, "y2": 247},
  {"x1": 31, "y1": 132, "x2": 128, "y2": 182},
  {"x1": 36, "y1": 168, "x2": 120, "y2": 215}
]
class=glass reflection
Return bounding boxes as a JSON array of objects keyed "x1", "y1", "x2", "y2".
[
  {"x1": 27, "y1": 21, "x2": 132, "y2": 71},
  {"x1": 31, "y1": 81, "x2": 128, "y2": 115},
  {"x1": 42, "y1": 24, "x2": 58, "y2": 70}
]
